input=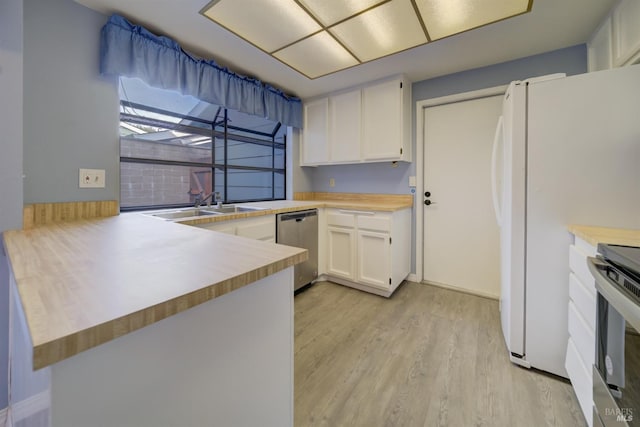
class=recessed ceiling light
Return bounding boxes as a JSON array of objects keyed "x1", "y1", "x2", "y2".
[{"x1": 200, "y1": 0, "x2": 532, "y2": 79}]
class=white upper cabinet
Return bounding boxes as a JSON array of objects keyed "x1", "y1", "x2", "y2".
[
  {"x1": 329, "y1": 90, "x2": 361, "y2": 163},
  {"x1": 613, "y1": 0, "x2": 640, "y2": 66},
  {"x1": 362, "y1": 78, "x2": 410, "y2": 161},
  {"x1": 588, "y1": 16, "x2": 613, "y2": 72},
  {"x1": 301, "y1": 98, "x2": 329, "y2": 165},
  {"x1": 300, "y1": 75, "x2": 411, "y2": 166},
  {"x1": 588, "y1": 0, "x2": 640, "y2": 71}
]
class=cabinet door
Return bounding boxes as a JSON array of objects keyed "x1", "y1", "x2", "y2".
[
  {"x1": 357, "y1": 230, "x2": 390, "y2": 290},
  {"x1": 236, "y1": 216, "x2": 276, "y2": 242},
  {"x1": 329, "y1": 90, "x2": 361, "y2": 163},
  {"x1": 588, "y1": 16, "x2": 613, "y2": 72},
  {"x1": 362, "y1": 79, "x2": 402, "y2": 160},
  {"x1": 327, "y1": 226, "x2": 356, "y2": 280},
  {"x1": 613, "y1": 0, "x2": 640, "y2": 66},
  {"x1": 302, "y1": 98, "x2": 329, "y2": 165}
]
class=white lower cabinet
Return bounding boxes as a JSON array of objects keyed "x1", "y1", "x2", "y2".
[
  {"x1": 565, "y1": 235, "x2": 598, "y2": 427},
  {"x1": 357, "y1": 230, "x2": 391, "y2": 289},
  {"x1": 324, "y1": 208, "x2": 410, "y2": 297},
  {"x1": 327, "y1": 226, "x2": 356, "y2": 280},
  {"x1": 194, "y1": 215, "x2": 276, "y2": 243}
]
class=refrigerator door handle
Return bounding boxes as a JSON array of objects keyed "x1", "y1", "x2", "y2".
[{"x1": 491, "y1": 115, "x2": 504, "y2": 227}]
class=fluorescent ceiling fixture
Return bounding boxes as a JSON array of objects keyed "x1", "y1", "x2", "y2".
[
  {"x1": 201, "y1": 0, "x2": 532, "y2": 79},
  {"x1": 297, "y1": 0, "x2": 387, "y2": 26},
  {"x1": 330, "y1": 0, "x2": 427, "y2": 62},
  {"x1": 416, "y1": 0, "x2": 532, "y2": 40},
  {"x1": 274, "y1": 32, "x2": 359, "y2": 79},
  {"x1": 201, "y1": 0, "x2": 321, "y2": 52}
]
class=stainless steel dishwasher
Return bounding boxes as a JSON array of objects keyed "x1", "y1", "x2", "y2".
[{"x1": 276, "y1": 209, "x2": 318, "y2": 291}]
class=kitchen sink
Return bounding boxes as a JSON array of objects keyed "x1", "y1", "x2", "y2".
[
  {"x1": 203, "y1": 205, "x2": 268, "y2": 214},
  {"x1": 146, "y1": 205, "x2": 267, "y2": 220},
  {"x1": 149, "y1": 209, "x2": 220, "y2": 220}
]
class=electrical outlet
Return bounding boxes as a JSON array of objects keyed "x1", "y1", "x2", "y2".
[
  {"x1": 79, "y1": 168, "x2": 105, "y2": 188},
  {"x1": 329, "y1": 178, "x2": 335, "y2": 188}
]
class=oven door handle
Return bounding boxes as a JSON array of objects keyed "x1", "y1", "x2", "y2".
[{"x1": 588, "y1": 256, "x2": 640, "y2": 332}]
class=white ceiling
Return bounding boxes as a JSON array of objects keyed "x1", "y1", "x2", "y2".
[{"x1": 75, "y1": 0, "x2": 615, "y2": 99}]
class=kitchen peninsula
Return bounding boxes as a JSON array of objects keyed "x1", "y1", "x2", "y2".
[{"x1": 4, "y1": 207, "x2": 307, "y2": 427}]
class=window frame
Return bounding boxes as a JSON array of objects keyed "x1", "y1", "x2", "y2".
[{"x1": 119, "y1": 100, "x2": 286, "y2": 212}]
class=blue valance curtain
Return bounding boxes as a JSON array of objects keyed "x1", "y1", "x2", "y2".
[{"x1": 100, "y1": 14, "x2": 303, "y2": 128}]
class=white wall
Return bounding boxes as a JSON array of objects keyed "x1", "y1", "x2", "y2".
[
  {"x1": 0, "y1": 0, "x2": 24, "y2": 410},
  {"x1": 23, "y1": 0, "x2": 119, "y2": 203}
]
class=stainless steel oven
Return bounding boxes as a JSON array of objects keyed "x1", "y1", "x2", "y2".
[{"x1": 589, "y1": 244, "x2": 640, "y2": 427}]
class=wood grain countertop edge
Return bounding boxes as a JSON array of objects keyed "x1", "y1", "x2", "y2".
[
  {"x1": 568, "y1": 224, "x2": 640, "y2": 247},
  {"x1": 29, "y1": 251, "x2": 306, "y2": 370},
  {"x1": 176, "y1": 200, "x2": 414, "y2": 226}
]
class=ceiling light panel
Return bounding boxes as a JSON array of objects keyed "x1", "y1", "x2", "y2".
[
  {"x1": 330, "y1": 0, "x2": 428, "y2": 63},
  {"x1": 416, "y1": 0, "x2": 531, "y2": 40},
  {"x1": 273, "y1": 32, "x2": 359, "y2": 79},
  {"x1": 297, "y1": 0, "x2": 387, "y2": 26},
  {"x1": 201, "y1": 0, "x2": 321, "y2": 52}
]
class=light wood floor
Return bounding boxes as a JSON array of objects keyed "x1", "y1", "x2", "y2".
[{"x1": 294, "y1": 281, "x2": 586, "y2": 427}]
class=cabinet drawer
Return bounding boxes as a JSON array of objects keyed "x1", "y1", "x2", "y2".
[
  {"x1": 569, "y1": 272, "x2": 596, "y2": 331},
  {"x1": 568, "y1": 301, "x2": 595, "y2": 371},
  {"x1": 357, "y1": 215, "x2": 391, "y2": 232},
  {"x1": 327, "y1": 212, "x2": 356, "y2": 228},
  {"x1": 565, "y1": 338, "x2": 593, "y2": 427},
  {"x1": 569, "y1": 244, "x2": 596, "y2": 293}
]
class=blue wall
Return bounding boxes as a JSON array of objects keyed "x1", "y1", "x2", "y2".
[
  {"x1": 0, "y1": 0, "x2": 24, "y2": 411},
  {"x1": 0, "y1": 0, "x2": 117, "y2": 410},
  {"x1": 23, "y1": 0, "x2": 119, "y2": 204},
  {"x1": 412, "y1": 44, "x2": 588, "y2": 102}
]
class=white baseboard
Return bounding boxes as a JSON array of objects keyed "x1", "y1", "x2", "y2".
[
  {"x1": 421, "y1": 280, "x2": 499, "y2": 300},
  {"x1": 0, "y1": 407, "x2": 7, "y2": 426},
  {"x1": 11, "y1": 390, "x2": 50, "y2": 422},
  {"x1": 406, "y1": 273, "x2": 419, "y2": 283},
  {"x1": 325, "y1": 276, "x2": 393, "y2": 298}
]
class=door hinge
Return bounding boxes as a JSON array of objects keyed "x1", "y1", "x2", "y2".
[
  {"x1": 389, "y1": 237, "x2": 392, "y2": 244},
  {"x1": 400, "y1": 148, "x2": 403, "y2": 155},
  {"x1": 389, "y1": 278, "x2": 392, "y2": 285},
  {"x1": 400, "y1": 82, "x2": 403, "y2": 89}
]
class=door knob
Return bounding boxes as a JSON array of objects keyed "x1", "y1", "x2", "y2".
[
  {"x1": 424, "y1": 199, "x2": 432, "y2": 206},
  {"x1": 424, "y1": 191, "x2": 431, "y2": 197}
]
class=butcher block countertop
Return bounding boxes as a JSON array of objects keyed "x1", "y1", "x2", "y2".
[
  {"x1": 175, "y1": 196, "x2": 414, "y2": 226},
  {"x1": 568, "y1": 224, "x2": 640, "y2": 247},
  {"x1": 3, "y1": 214, "x2": 307, "y2": 369},
  {"x1": 7, "y1": 194, "x2": 412, "y2": 370}
]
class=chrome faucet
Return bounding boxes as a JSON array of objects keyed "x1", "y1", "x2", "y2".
[{"x1": 195, "y1": 191, "x2": 222, "y2": 208}]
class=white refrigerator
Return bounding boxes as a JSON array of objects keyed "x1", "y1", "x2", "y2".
[{"x1": 492, "y1": 65, "x2": 640, "y2": 377}]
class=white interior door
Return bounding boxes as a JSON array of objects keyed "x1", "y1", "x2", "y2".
[{"x1": 422, "y1": 95, "x2": 502, "y2": 298}]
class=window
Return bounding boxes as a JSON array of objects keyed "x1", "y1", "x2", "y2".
[{"x1": 119, "y1": 77, "x2": 286, "y2": 210}]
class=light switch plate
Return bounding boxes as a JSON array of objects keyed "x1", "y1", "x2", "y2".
[{"x1": 79, "y1": 168, "x2": 105, "y2": 188}]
